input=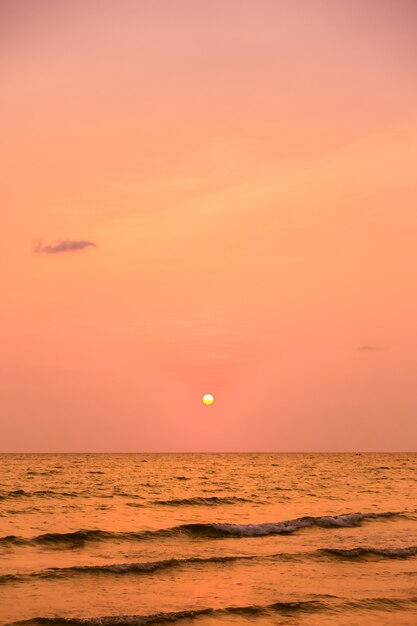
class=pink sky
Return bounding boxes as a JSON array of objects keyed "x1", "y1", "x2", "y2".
[{"x1": 1, "y1": 0, "x2": 417, "y2": 451}]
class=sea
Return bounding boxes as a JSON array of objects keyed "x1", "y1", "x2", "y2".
[{"x1": 0, "y1": 453, "x2": 417, "y2": 626}]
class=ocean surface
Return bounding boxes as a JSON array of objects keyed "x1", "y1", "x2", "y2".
[{"x1": 1, "y1": 453, "x2": 417, "y2": 626}]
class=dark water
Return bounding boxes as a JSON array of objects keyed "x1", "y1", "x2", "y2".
[{"x1": 1, "y1": 453, "x2": 417, "y2": 625}]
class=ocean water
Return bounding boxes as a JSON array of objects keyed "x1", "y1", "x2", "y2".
[{"x1": 1, "y1": 453, "x2": 417, "y2": 626}]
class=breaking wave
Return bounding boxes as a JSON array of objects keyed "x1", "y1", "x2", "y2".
[
  {"x1": 193, "y1": 511, "x2": 400, "y2": 537},
  {"x1": 0, "y1": 511, "x2": 404, "y2": 548}
]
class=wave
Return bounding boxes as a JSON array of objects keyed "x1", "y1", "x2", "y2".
[
  {"x1": 3, "y1": 544, "x2": 417, "y2": 585},
  {"x1": 344, "y1": 597, "x2": 417, "y2": 611},
  {"x1": 8, "y1": 597, "x2": 417, "y2": 626},
  {"x1": 5, "y1": 600, "x2": 323, "y2": 626},
  {"x1": 175, "y1": 511, "x2": 403, "y2": 538},
  {"x1": 0, "y1": 490, "x2": 79, "y2": 500},
  {"x1": 0, "y1": 489, "x2": 142, "y2": 501},
  {"x1": 113, "y1": 493, "x2": 143, "y2": 499},
  {"x1": 0, "y1": 511, "x2": 405, "y2": 548},
  {"x1": 152, "y1": 496, "x2": 253, "y2": 506},
  {"x1": 0, "y1": 530, "x2": 116, "y2": 548},
  {"x1": 319, "y1": 546, "x2": 417, "y2": 560},
  {"x1": 0, "y1": 556, "x2": 245, "y2": 584}
]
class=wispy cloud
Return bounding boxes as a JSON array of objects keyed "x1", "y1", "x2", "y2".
[{"x1": 34, "y1": 239, "x2": 96, "y2": 254}]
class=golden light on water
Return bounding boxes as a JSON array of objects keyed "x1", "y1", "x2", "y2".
[{"x1": 202, "y1": 393, "x2": 215, "y2": 406}]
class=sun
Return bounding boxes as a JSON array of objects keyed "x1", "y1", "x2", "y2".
[{"x1": 202, "y1": 393, "x2": 215, "y2": 406}]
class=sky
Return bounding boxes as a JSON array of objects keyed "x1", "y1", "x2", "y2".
[{"x1": 1, "y1": 0, "x2": 417, "y2": 452}]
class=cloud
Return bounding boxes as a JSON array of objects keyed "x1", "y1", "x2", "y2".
[
  {"x1": 358, "y1": 345, "x2": 381, "y2": 351},
  {"x1": 34, "y1": 239, "x2": 96, "y2": 254}
]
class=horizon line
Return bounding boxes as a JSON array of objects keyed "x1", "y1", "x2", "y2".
[{"x1": 1, "y1": 451, "x2": 416, "y2": 455}]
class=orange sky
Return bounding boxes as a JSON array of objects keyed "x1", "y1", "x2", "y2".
[{"x1": 1, "y1": 0, "x2": 417, "y2": 451}]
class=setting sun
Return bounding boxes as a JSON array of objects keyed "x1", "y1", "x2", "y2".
[{"x1": 202, "y1": 393, "x2": 215, "y2": 406}]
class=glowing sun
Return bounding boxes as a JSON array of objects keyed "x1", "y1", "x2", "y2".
[{"x1": 202, "y1": 393, "x2": 215, "y2": 406}]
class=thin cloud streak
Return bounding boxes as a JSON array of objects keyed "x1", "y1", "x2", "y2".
[{"x1": 34, "y1": 240, "x2": 96, "y2": 254}]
